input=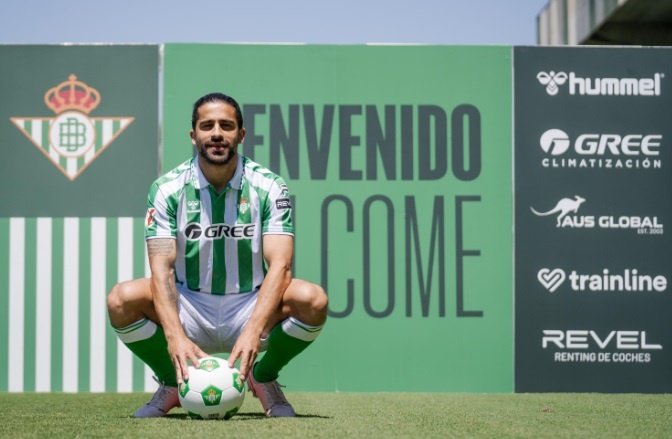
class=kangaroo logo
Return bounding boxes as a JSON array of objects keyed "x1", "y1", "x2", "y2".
[
  {"x1": 531, "y1": 196, "x2": 586, "y2": 227},
  {"x1": 537, "y1": 71, "x2": 568, "y2": 96}
]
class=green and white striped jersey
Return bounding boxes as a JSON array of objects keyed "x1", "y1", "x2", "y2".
[{"x1": 145, "y1": 155, "x2": 293, "y2": 295}]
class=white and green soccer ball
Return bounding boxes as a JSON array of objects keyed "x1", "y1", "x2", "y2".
[{"x1": 178, "y1": 356, "x2": 246, "y2": 420}]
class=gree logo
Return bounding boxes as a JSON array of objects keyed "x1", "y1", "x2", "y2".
[
  {"x1": 184, "y1": 223, "x2": 255, "y2": 240},
  {"x1": 539, "y1": 129, "x2": 571, "y2": 155}
]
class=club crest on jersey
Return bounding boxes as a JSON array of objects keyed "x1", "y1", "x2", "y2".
[
  {"x1": 10, "y1": 74, "x2": 134, "y2": 181},
  {"x1": 239, "y1": 197, "x2": 250, "y2": 214}
]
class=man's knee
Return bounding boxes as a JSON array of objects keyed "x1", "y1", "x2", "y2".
[
  {"x1": 309, "y1": 283, "x2": 328, "y2": 317},
  {"x1": 107, "y1": 282, "x2": 131, "y2": 315},
  {"x1": 288, "y1": 280, "x2": 328, "y2": 325},
  {"x1": 107, "y1": 279, "x2": 153, "y2": 326}
]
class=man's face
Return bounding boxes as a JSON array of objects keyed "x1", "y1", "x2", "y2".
[{"x1": 190, "y1": 101, "x2": 245, "y2": 166}]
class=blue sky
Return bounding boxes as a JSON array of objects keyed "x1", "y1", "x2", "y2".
[{"x1": 0, "y1": 0, "x2": 546, "y2": 45}]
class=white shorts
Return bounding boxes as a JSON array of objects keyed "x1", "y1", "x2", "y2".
[{"x1": 176, "y1": 284, "x2": 268, "y2": 354}]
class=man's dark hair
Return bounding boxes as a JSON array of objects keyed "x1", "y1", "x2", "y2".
[{"x1": 191, "y1": 92, "x2": 244, "y2": 129}]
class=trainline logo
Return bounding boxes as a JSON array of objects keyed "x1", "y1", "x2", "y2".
[
  {"x1": 537, "y1": 268, "x2": 668, "y2": 293},
  {"x1": 537, "y1": 71, "x2": 664, "y2": 96}
]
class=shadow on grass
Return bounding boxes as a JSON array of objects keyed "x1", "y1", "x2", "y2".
[{"x1": 161, "y1": 412, "x2": 332, "y2": 421}]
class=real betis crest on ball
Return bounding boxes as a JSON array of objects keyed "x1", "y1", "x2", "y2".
[
  {"x1": 199, "y1": 358, "x2": 220, "y2": 372},
  {"x1": 10, "y1": 74, "x2": 134, "y2": 181}
]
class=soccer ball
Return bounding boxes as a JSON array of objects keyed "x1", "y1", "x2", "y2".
[{"x1": 178, "y1": 356, "x2": 246, "y2": 420}]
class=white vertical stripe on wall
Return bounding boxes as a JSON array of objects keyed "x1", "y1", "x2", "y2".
[
  {"x1": 90, "y1": 218, "x2": 107, "y2": 392},
  {"x1": 103, "y1": 120, "x2": 114, "y2": 147},
  {"x1": 62, "y1": 218, "x2": 79, "y2": 392},
  {"x1": 8, "y1": 218, "x2": 25, "y2": 392},
  {"x1": 66, "y1": 158, "x2": 77, "y2": 179},
  {"x1": 116, "y1": 217, "x2": 134, "y2": 392},
  {"x1": 31, "y1": 122, "x2": 42, "y2": 153},
  {"x1": 35, "y1": 218, "x2": 52, "y2": 392},
  {"x1": 143, "y1": 241, "x2": 157, "y2": 392}
]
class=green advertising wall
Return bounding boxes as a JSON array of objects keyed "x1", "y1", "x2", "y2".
[
  {"x1": 0, "y1": 45, "x2": 159, "y2": 392},
  {"x1": 163, "y1": 45, "x2": 513, "y2": 392},
  {"x1": 3, "y1": 44, "x2": 670, "y2": 394},
  {"x1": 1, "y1": 44, "x2": 513, "y2": 393}
]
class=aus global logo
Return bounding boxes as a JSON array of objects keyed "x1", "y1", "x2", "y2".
[
  {"x1": 10, "y1": 74, "x2": 133, "y2": 181},
  {"x1": 530, "y1": 195, "x2": 663, "y2": 234}
]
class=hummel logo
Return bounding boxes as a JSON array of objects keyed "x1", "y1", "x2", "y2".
[
  {"x1": 187, "y1": 200, "x2": 200, "y2": 212},
  {"x1": 537, "y1": 71, "x2": 568, "y2": 96}
]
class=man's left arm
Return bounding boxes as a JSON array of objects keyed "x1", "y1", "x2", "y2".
[{"x1": 228, "y1": 234, "x2": 294, "y2": 380}]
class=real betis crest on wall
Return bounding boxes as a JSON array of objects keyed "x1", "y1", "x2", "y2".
[{"x1": 11, "y1": 74, "x2": 134, "y2": 181}]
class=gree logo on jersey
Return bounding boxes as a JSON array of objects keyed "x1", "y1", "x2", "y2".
[
  {"x1": 184, "y1": 222, "x2": 255, "y2": 240},
  {"x1": 10, "y1": 74, "x2": 134, "y2": 181}
]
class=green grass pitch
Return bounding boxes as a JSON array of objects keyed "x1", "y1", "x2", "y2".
[{"x1": 1, "y1": 392, "x2": 671, "y2": 438}]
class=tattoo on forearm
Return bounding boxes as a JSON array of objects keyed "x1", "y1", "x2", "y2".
[
  {"x1": 166, "y1": 285, "x2": 178, "y2": 303},
  {"x1": 147, "y1": 239, "x2": 175, "y2": 257}
]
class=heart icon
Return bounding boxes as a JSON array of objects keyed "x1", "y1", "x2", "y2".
[{"x1": 537, "y1": 268, "x2": 566, "y2": 293}]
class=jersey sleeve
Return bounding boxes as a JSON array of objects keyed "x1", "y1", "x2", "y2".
[
  {"x1": 145, "y1": 181, "x2": 178, "y2": 239},
  {"x1": 262, "y1": 176, "x2": 294, "y2": 235}
]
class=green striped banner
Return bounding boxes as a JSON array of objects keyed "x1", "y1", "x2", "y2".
[
  {"x1": 9, "y1": 118, "x2": 134, "y2": 181},
  {"x1": 0, "y1": 217, "x2": 157, "y2": 393}
]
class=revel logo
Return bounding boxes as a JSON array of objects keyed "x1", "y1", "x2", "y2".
[
  {"x1": 542, "y1": 330, "x2": 662, "y2": 350},
  {"x1": 538, "y1": 128, "x2": 662, "y2": 170},
  {"x1": 537, "y1": 71, "x2": 664, "y2": 96},
  {"x1": 530, "y1": 195, "x2": 663, "y2": 233},
  {"x1": 537, "y1": 268, "x2": 668, "y2": 293},
  {"x1": 184, "y1": 222, "x2": 255, "y2": 240}
]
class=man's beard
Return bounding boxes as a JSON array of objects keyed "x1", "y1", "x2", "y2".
[{"x1": 197, "y1": 142, "x2": 236, "y2": 165}]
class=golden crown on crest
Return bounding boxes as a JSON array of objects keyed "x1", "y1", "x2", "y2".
[{"x1": 44, "y1": 74, "x2": 101, "y2": 114}]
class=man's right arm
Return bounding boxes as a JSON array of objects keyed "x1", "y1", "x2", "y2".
[{"x1": 147, "y1": 238, "x2": 206, "y2": 384}]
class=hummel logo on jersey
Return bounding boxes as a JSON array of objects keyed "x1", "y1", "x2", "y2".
[
  {"x1": 184, "y1": 222, "x2": 255, "y2": 240},
  {"x1": 187, "y1": 200, "x2": 200, "y2": 212}
]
